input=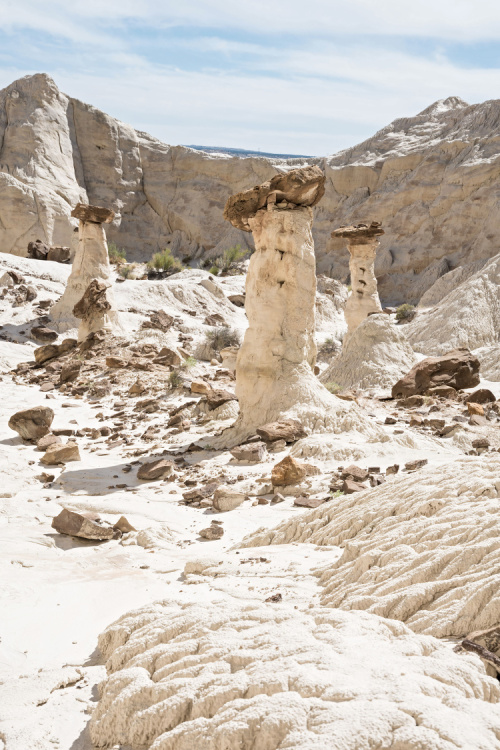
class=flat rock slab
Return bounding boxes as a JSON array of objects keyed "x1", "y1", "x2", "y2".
[
  {"x1": 41, "y1": 441, "x2": 81, "y2": 465},
  {"x1": 71, "y1": 203, "x2": 114, "y2": 224},
  {"x1": 257, "y1": 419, "x2": 306, "y2": 443},
  {"x1": 230, "y1": 442, "x2": 267, "y2": 462},
  {"x1": 52, "y1": 508, "x2": 114, "y2": 540},
  {"x1": 137, "y1": 459, "x2": 174, "y2": 481}
]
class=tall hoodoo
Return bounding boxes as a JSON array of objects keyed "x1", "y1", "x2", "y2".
[
  {"x1": 332, "y1": 222, "x2": 384, "y2": 335},
  {"x1": 215, "y1": 166, "x2": 371, "y2": 447},
  {"x1": 51, "y1": 203, "x2": 120, "y2": 334}
]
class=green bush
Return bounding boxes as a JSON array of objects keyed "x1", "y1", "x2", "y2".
[
  {"x1": 108, "y1": 243, "x2": 126, "y2": 264},
  {"x1": 213, "y1": 244, "x2": 248, "y2": 274},
  {"x1": 209, "y1": 265, "x2": 220, "y2": 276},
  {"x1": 395, "y1": 303, "x2": 416, "y2": 321},
  {"x1": 181, "y1": 356, "x2": 197, "y2": 370},
  {"x1": 118, "y1": 263, "x2": 136, "y2": 279},
  {"x1": 169, "y1": 370, "x2": 183, "y2": 389},
  {"x1": 325, "y1": 381, "x2": 342, "y2": 394},
  {"x1": 147, "y1": 248, "x2": 184, "y2": 274},
  {"x1": 205, "y1": 327, "x2": 241, "y2": 353}
]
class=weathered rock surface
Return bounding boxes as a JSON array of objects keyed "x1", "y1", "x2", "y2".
[
  {"x1": 256, "y1": 419, "x2": 306, "y2": 443},
  {"x1": 243, "y1": 456, "x2": 500, "y2": 638},
  {"x1": 271, "y1": 456, "x2": 308, "y2": 486},
  {"x1": 392, "y1": 348, "x2": 480, "y2": 398},
  {"x1": 90, "y1": 601, "x2": 500, "y2": 750},
  {"x1": 34, "y1": 337, "x2": 77, "y2": 364},
  {"x1": 212, "y1": 486, "x2": 247, "y2": 512},
  {"x1": 230, "y1": 442, "x2": 267, "y2": 463},
  {"x1": 52, "y1": 508, "x2": 114, "y2": 540},
  {"x1": 321, "y1": 314, "x2": 417, "y2": 394},
  {"x1": 8, "y1": 406, "x2": 54, "y2": 441},
  {"x1": 73, "y1": 279, "x2": 112, "y2": 341}
]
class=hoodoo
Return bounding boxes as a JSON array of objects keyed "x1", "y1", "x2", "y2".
[
  {"x1": 51, "y1": 203, "x2": 120, "y2": 334},
  {"x1": 332, "y1": 222, "x2": 384, "y2": 336},
  {"x1": 214, "y1": 166, "x2": 372, "y2": 447}
]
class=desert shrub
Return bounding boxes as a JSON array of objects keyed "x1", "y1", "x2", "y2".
[
  {"x1": 118, "y1": 263, "x2": 137, "y2": 279},
  {"x1": 209, "y1": 265, "x2": 220, "y2": 275},
  {"x1": 169, "y1": 370, "x2": 183, "y2": 389},
  {"x1": 108, "y1": 243, "x2": 126, "y2": 264},
  {"x1": 395, "y1": 303, "x2": 416, "y2": 321},
  {"x1": 205, "y1": 326, "x2": 241, "y2": 352},
  {"x1": 319, "y1": 337, "x2": 337, "y2": 356},
  {"x1": 325, "y1": 381, "x2": 342, "y2": 394},
  {"x1": 147, "y1": 248, "x2": 184, "y2": 274},
  {"x1": 213, "y1": 244, "x2": 248, "y2": 274},
  {"x1": 181, "y1": 356, "x2": 197, "y2": 370}
]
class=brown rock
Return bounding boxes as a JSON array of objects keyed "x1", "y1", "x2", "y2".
[
  {"x1": 385, "y1": 416, "x2": 397, "y2": 425},
  {"x1": 47, "y1": 245, "x2": 71, "y2": 263},
  {"x1": 342, "y1": 479, "x2": 366, "y2": 494},
  {"x1": 31, "y1": 326, "x2": 58, "y2": 343},
  {"x1": 341, "y1": 464, "x2": 369, "y2": 482},
  {"x1": 212, "y1": 486, "x2": 247, "y2": 512},
  {"x1": 137, "y1": 459, "x2": 174, "y2": 481},
  {"x1": 410, "y1": 414, "x2": 424, "y2": 427},
  {"x1": 128, "y1": 379, "x2": 146, "y2": 396},
  {"x1": 142, "y1": 310, "x2": 174, "y2": 331},
  {"x1": 113, "y1": 516, "x2": 136, "y2": 533},
  {"x1": 398, "y1": 395, "x2": 425, "y2": 408},
  {"x1": 294, "y1": 496, "x2": 326, "y2": 508},
  {"x1": 35, "y1": 472, "x2": 55, "y2": 483},
  {"x1": 27, "y1": 238, "x2": 49, "y2": 259},
  {"x1": 71, "y1": 203, "x2": 114, "y2": 224},
  {"x1": 190, "y1": 379, "x2": 210, "y2": 394},
  {"x1": 256, "y1": 419, "x2": 306, "y2": 443},
  {"x1": 467, "y1": 402, "x2": 485, "y2": 416},
  {"x1": 199, "y1": 523, "x2": 224, "y2": 540},
  {"x1": 157, "y1": 346, "x2": 182, "y2": 366},
  {"x1": 36, "y1": 433, "x2": 61, "y2": 451},
  {"x1": 271, "y1": 456, "x2": 307, "y2": 486},
  {"x1": 230, "y1": 441, "x2": 267, "y2": 462},
  {"x1": 392, "y1": 348, "x2": 480, "y2": 398},
  {"x1": 404, "y1": 458, "x2": 428, "y2": 472},
  {"x1": 9, "y1": 406, "x2": 54, "y2": 441},
  {"x1": 59, "y1": 361, "x2": 82, "y2": 383},
  {"x1": 41, "y1": 441, "x2": 81, "y2": 465},
  {"x1": 206, "y1": 388, "x2": 237, "y2": 409},
  {"x1": 106, "y1": 356, "x2": 129, "y2": 368},
  {"x1": 228, "y1": 294, "x2": 245, "y2": 307},
  {"x1": 427, "y1": 418, "x2": 446, "y2": 430},
  {"x1": 465, "y1": 389, "x2": 496, "y2": 405},
  {"x1": 182, "y1": 482, "x2": 219, "y2": 503},
  {"x1": 472, "y1": 438, "x2": 490, "y2": 450},
  {"x1": 386, "y1": 464, "x2": 399, "y2": 475},
  {"x1": 52, "y1": 508, "x2": 114, "y2": 540},
  {"x1": 427, "y1": 385, "x2": 457, "y2": 399},
  {"x1": 332, "y1": 221, "x2": 384, "y2": 241},
  {"x1": 224, "y1": 165, "x2": 326, "y2": 231}
]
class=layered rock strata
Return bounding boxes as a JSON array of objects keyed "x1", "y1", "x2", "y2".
[
  {"x1": 214, "y1": 168, "x2": 378, "y2": 447},
  {"x1": 51, "y1": 203, "x2": 120, "y2": 333},
  {"x1": 332, "y1": 222, "x2": 383, "y2": 335}
]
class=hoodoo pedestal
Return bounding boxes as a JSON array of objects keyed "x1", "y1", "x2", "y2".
[
  {"x1": 51, "y1": 203, "x2": 120, "y2": 336},
  {"x1": 332, "y1": 222, "x2": 384, "y2": 336},
  {"x1": 212, "y1": 166, "x2": 371, "y2": 447}
]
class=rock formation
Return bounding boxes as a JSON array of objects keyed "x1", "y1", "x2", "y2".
[
  {"x1": 5, "y1": 75, "x2": 500, "y2": 306},
  {"x1": 321, "y1": 313, "x2": 417, "y2": 395},
  {"x1": 90, "y1": 601, "x2": 500, "y2": 750},
  {"x1": 73, "y1": 279, "x2": 112, "y2": 341},
  {"x1": 215, "y1": 167, "x2": 373, "y2": 447},
  {"x1": 332, "y1": 222, "x2": 383, "y2": 336},
  {"x1": 242, "y1": 456, "x2": 500, "y2": 639},
  {"x1": 392, "y1": 348, "x2": 480, "y2": 398},
  {"x1": 51, "y1": 203, "x2": 120, "y2": 334}
]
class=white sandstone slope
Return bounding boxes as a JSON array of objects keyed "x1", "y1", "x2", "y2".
[
  {"x1": 406, "y1": 252, "x2": 500, "y2": 355},
  {"x1": 4, "y1": 75, "x2": 500, "y2": 304},
  {"x1": 242, "y1": 456, "x2": 500, "y2": 638},
  {"x1": 321, "y1": 313, "x2": 417, "y2": 394},
  {"x1": 90, "y1": 601, "x2": 500, "y2": 750}
]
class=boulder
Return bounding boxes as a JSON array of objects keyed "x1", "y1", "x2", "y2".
[
  {"x1": 141, "y1": 310, "x2": 174, "y2": 331},
  {"x1": 47, "y1": 245, "x2": 71, "y2": 263},
  {"x1": 230, "y1": 441, "x2": 267, "y2": 462},
  {"x1": 9, "y1": 405, "x2": 54, "y2": 440},
  {"x1": 465, "y1": 389, "x2": 496, "y2": 404},
  {"x1": 212, "y1": 486, "x2": 247, "y2": 512},
  {"x1": 27, "y1": 239, "x2": 49, "y2": 259},
  {"x1": 31, "y1": 326, "x2": 58, "y2": 343},
  {"x1": 137, "y1": 459, "x2": 174, "y2": 481},
  {"x1": 157, "y1": 346, "x2": 182, "y2": 366},
  {"x1": 404, "y1": 458, "x2": 428, "y2": 472},
  {"x1": 256, "y1": 419, "x2": 306, "y2": 443},
  {"x1": 205, "y1": 388, "x2": 237, "y2": 410},
  {"x1": 341, "y1": 465, "x2": 369, "y2": 482},
  {"x1": 190, "y1": 379, "x2": 210, "y2": 395},
  {"x1": 59, "y1": 361, "x2": 82, "y2": 383},
  {"x1": 271, "y1": 456, "x2": 307, "y2": 486},
  {"x1": 199, "y1": 522, "x2": 224, "y2": 540},
  {"x1": 52, "y1": 508, "x2": 114, "y2": 540},
  {"x1": 467, "y1": 402, "x2": 485, "y2": 417},
  {"x1": 34, "y1": 338, "x2": 77, "y2": 364},
  {"x1": 342, "y1": 479, "x2": 366, "y2": 494},
  {"x1": 41, "y1": 441, "x2": 81, "y2": 464},
  {"x1": 392, "y1": 348, "x2": 480, "y2": 398}
]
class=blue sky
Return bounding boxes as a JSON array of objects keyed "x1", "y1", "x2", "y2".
[{"x1": 1, "y1": 0, "x2": 500, "y2": 155}]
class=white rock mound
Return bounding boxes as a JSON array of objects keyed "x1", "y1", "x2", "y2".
[
  {"x1": 321, "y1": 313, "x2": 417, "y2": 394},
  {"x1": 90, "y1": 601, "x2": 500, "y2": 750},
  {"x1": 406, "y1": 253, "x2": 500, "y2": 355},
  {"x1": 242, "y1": 456, "x2": 500, "y2": 638}
]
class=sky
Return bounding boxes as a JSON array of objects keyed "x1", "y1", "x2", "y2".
[{"x1": 1, "y1": 1, "x2": 500, "y2": 156}]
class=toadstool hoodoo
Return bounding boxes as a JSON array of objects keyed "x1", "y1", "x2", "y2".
[
  {"x1": 332, "y1": 222, "x2": 384, "y2": 336},
  {"x1": 211, "y1": 167, "x2": 377, "y2": 447},
  {"x1": 50, "y1": 203, "x2": 120, "y2": 334}
]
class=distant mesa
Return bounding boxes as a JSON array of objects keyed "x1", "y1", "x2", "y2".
[{"x1": 184, "y1": 144, "x2": 313, "y2": 159}]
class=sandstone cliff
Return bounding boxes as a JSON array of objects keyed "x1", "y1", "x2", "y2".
[{"x1": 2, "y1": 74, "x2": 500, "y2": 304}]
